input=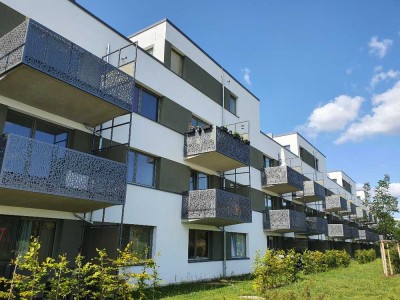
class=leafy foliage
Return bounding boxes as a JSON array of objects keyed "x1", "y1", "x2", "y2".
[
  {"x1": 0, "y1": 238, "x2": 160, "y2": 300},
  {"x1": 354, "y1": 249, "x2": 376, "y2": 264}
]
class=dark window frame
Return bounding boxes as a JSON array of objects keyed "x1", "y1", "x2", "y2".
[
  {"x1": 228, "y1": 94, "x2": 237, "y2": 115},
  {"x1": 121, "y1": 224, "x2": 154, "y2": 260},
  {"x1": 230, "y1": 233, "x2": 247, "y2": 258},
  {"x1": 127, "y1": 150, "x2": 157, "y2": 188},
  {"x1": 190, "y1": 170, "x2": 209, "y2": 191},
  {"x1": 188, "y1": 229, "x2": 210, "y2": 260},
  {"x1": 134, "y1": 86, "x2": 159, "y2": 122}
]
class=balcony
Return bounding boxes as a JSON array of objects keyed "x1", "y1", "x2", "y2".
[
  {"x1": 0, "y1": 19, "x2": 134, "y2": 127},
  {"x1": 306, "y1": 217, "x2": 328, "y2": 235},
  {"x1": 328, "y1": 224, "x2": 351, "y2": 239},
  {"x1": 181, "y1": 189, "x2": 252, "y2": 226},
  {"x1": 0, "y1": 134, "x2": 127, "y2": 212},
  {"x1": 350, "y1": 227, "x2": 359, "y2": 239},
  {"x1": 339, "y1": 201, "x2": 357, "y2": 216},
  {"x1": 325, "y1": 195, "x2": 347, "y2": 213},
  {"x1": 261, "y1": 166, "x2": 304, "y2": 194},
  {"x1": 358, "y1": 229, "x2": 368, "y2": 241},
  {"x1": 184, "y1": 126, "x2": 250, "y2": 172},
  {"x1": 264, "y1": 209, "x2": 306, "y2": 233},
  {"x1": 295, "y1": 180, "x2": 325, "y2": 203},
  {"x1": 353, "y1": 206, "x2": 367, "y2": 221}
]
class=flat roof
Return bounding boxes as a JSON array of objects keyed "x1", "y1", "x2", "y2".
[{"x1": 272, "y1": 131, "x2": 326, "y2": 158}]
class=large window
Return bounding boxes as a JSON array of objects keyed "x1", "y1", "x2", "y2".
[
  {"x1": 228, "y1": 94, "x2": 237, "y2": 115},
  {"x1": 122, "y1": 225, "x2": 153, "y2": 259},
  {"x1": 231, "y1": 233, "x2": 246, "y2": 258},
  {"x1": 3, "y1": 110, "x2": 69, "y2": 147},
  {"x1": 127, "y1": 150, "x2": 157, "y2": 187},
  {"x1": 190, "y1": 170, "x2": 209, "y2": 191},
  {"x1": 133, "y1": 86, "x2": 159, "y2": 121},
  {"x1": 264, "y1": 156, "x2": 279, "y2": 168},
  {"x1": 170, "y1": 49, "x2": 183, "y2": 76},
  {"x1": 188, "y1": 230, "x2": 209, "y2": 260}
]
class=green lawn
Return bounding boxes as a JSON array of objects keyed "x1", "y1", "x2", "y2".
[{"x1": 158, "y1": 259, "x2": 400, "y2": 299}]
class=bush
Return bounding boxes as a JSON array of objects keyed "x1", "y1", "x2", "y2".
[
  {"x1": 323, "y1": 250, "x2": 350, "y2": 269},
  {"x1": 355, "y1": 249, "x2": 377, "y2": 264},
  {"x1": 253, "y1": 249, "x2": 301, "y2": 294},
  {"x1": 301, "y1": 250, "x2": 328, "y2": 274},
  {"x1": 0, "y1": 237, "x2": 160, "y2": 300}
]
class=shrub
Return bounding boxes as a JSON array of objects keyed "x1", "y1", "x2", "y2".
[
  {"x1": 323, "y1": 250, "x2": 350, "y2": 269},
  {"x1": 355, "y1": 249, "x2": 377, "y2": 264},
  {"x1": 301, "y1": 250, "x2": 328, "y2": 274},
  {"x1": 253, "y1": 249, "x2": 300, "y2": 294},
  {"x1": 0, "y1": 237, "x2": 160, "y2": 300}
]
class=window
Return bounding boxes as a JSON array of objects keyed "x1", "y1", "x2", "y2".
[
  {"x1": 3, "y1": 110, "x2": 69, "y2": 147},
  {"x1": 170, "y1": 49, "x2": 183, "y2": 76},
  {"x1": 133, "y1": 86, "x2": 159, "y2": 121},
  {"x1": 190, "y1": 170, "x2": 209, "y2": 191},
  {"x1": 315, "y1": 158, "x2": 319, "y2": 171},
  {"x1": 228, "y1": 94, "x2": 237, "y2": 115},
  {"x1": 127, "y1": 150, "x2": 157, "y2": 187},
  {"x1": 231, "y1": 233, "x2": 246, "y2": 258},
  {"x1": 264, "y1": 156, "x2": 279, "y2": 168},
  {"x1": 188, "y1": 230, "x2": 209, "y2": 259},
  {"x1": 122, "y1": 225, "x2": 153, "y2": 259},
  {"x1": 191, "y1": 115, "x2": 209, "y2": 128},
  {"x1": 265, "y1": 195, "x2": 273, "y2": 210}
]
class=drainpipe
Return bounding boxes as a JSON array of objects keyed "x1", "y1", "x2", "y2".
[
  {"x1": 221, "y1": 68, "x2": 225, "y2": 126},
  {"x1": 223, "y1": 226, "x2": 227, "y2": 277}
]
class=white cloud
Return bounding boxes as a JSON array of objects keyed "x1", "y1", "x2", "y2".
[
  {"x1": 368, "y1": 36, "x2": 393, "y2": 58},
  {"x1": 390, "y1": 183, "x2": 400, "y2": 197},
  {"x1": 374, "y1": 65, "x2": 383, "y2": 72},
  {"x1": 242, "y1": 67, "x2": 251, "y2": 85},
  {"x1": 300, "y1": 95, "x2": 364, "y2": 137},
  {"x1": 336, "y1": 80, "x2": 400, "y2": 144},
  {"x1": 370, "y1": 69, "x2": 400, "y2": 87},
  {"x1": 346, "y1": 67, "x2": 353, "y2": 75}
]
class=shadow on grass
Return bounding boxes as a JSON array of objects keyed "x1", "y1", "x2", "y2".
[{"x1": 156, "y1": 275, "x2": 253, "y2": 299}]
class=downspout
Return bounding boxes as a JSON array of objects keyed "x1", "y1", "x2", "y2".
[
  {"x1": 223, "y1": 226, "x2": 227, "y2": 277},
  {"x1": 221, "y1": 68, "x2": 225, "y2": 126}
]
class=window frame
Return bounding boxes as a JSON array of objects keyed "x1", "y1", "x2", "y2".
[
  {"x1": 191, "y1": 115, "x2": 209, "y2": 128},
  {"x1": 134, "y1": 85, "x2": 159, "y2": 122},
  {"x1": 127, "y1": 150, "x2": 157, "y2": 188},
  {"x1": 121, "y1": 224, "x2": 154, "y2": 260},
  {"x1": 228, "y1": 94, "x2": 237, "y2": 115},
  {"x1": 188, "y1": 229, "x2": 210, "y2": 260},
  {"x1": 189, "y1": 169, "x2": 209, "y2": 191},
  {"x1": 230, "y1": 233, "x2": 247, "y2": 258},
  {"x1": 170, "y1": 48, "x2": 184, "y2": 77}
]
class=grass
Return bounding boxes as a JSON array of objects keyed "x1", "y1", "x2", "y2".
[{"x1": 157, "y1": 259, "x2": 400, "y2": 299}]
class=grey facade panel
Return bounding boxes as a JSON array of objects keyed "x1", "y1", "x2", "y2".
[
  {"x1": 262, "y1": 166, "x2": 304, "y2": 193},
  {"x1": 159, "y1": 96, "x2": 192, "y2": 134},
  {"x1": 158, "y1": 157, "x2": 190, "y2": 194},
  {"x1": 328, "y1": 224, "x2": 351, "y2": 239},
  {"x1": 250, "y1": 146, "x2": 264, "y2": 170},
  {"x1": 250, "y1": 188, "x2": 265, "y2": 212},
  {"x1": 325, "y1": 195, "x2": 348, "y2": 212}
]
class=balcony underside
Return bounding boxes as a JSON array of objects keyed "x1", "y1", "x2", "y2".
[
  {"x1": 0, "y1": 65, "x2": 128, "y2": 126},
  {"x1": 0, "y1": 186, "x2": 114, "y2": 212},
  {"x1": 263, "y1": 183, "x2": 301, "y2": 194},
  {"x1": 185, "y1": 151, "x2": 247, "y2": 172}
]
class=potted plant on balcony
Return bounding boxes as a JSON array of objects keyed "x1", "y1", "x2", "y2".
[
  {"x1": 220, "y1": 125, "x2": 228, "y2": 132},
  {"x1": 233, "y1": 132, "x2": 241, "y2": 139}
]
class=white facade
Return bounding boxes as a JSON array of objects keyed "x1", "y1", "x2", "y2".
[{"x1": 0, "y1": 0, "x2": 376, "y2": 285}]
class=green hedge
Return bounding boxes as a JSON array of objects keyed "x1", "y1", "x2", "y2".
[
  {"x1": 253, "y1": 249, "x2": 351, "y2": 295},
  {"x1": 355, "y1": 249, "x2": 377, "y2": 264}
]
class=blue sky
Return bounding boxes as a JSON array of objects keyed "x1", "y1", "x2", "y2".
[{"x1": 78, "y1": 0, "x2": 400, "y2": 197}]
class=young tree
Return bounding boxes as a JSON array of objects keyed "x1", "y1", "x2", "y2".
[{"x1": 367, "y1": 174, "x2": 399, "y2": 238}]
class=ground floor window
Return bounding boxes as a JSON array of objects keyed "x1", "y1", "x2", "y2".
[
  {"x1": 188, "y1": 230, "x2": 209, "y2": 260},
  {"x1": 231, "y1": 233, "x2": 246, "y2": 258},
  {"x1": 122, "y1": 225, "x2": 153, "y2": 259}
]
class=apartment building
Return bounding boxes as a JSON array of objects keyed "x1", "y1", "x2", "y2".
[{"x1": 0, "y1": 0, "x2": 378, "y2": 284}]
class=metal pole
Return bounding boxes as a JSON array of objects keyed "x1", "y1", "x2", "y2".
[
  {"x1": 223, "y1": 226, "x2": 226, "y2": 277},
  {"x1": 221, "y1": 69, "x2": 225, "y2": 126}
]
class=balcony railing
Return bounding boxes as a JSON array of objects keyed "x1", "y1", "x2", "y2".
[
  {"x1": 325, "y1": 195, "x2": 348, "y2": 213},
  {"x1": 0, "y1": 134, "x2": 127, "y2": 212},
  {"x1": 261, "y1": 166, "x2": 304, "y2": 194},
  {"x1": 295, "y1": 180, "x2": 325, "y2": 203},
  {"x1": 0, "y1": 19, "x2": 134, "y2": 126},
  {"x1": 184, "y1": 126, "x2": 250, "y2": 172},
  {"x1": 339, "y1": 201, "x2": 357, "y2": 215},
  {"x1": 328, "y1": 224, "x2": 351, "y2": 239},
  {"x1": 353, "y1": 206, "x2": 368, "y2": 221},
  {"x1": 264, "y1": 209, "x2": 306, "y2": 233},
  {"x1": 182, "y1": 188, "x2": 252, "y2": 226},
  {"x1": 306, "y1": 217, "x2": 328, "y2": 235}
]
